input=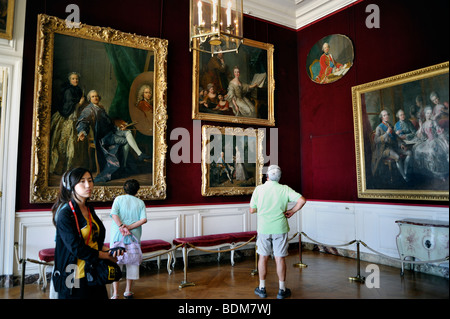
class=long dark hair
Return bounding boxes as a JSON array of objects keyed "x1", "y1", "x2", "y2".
[{"x1": 52, "y1": 167, "x2": 93, "y2": 226}]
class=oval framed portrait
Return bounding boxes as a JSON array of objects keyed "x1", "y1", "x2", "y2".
[{"x1": 306, "y1": 34, "x2": 354, "y2": 84}]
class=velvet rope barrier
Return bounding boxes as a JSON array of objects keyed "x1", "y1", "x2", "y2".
[
  {"x1": 13, "y1": 243, "x2": 54, "y2": 299},
  {"x1": 140, "y1": 243, "x2": 184, "y2": 276},
  {"x1": 179, "y1": 236, "x2": 256, "y2": 288},
  {"x1": 185, "y1": 236, "x2": 256, "y2": 254},
  {"x1": 297, "y1": 232, "x2": 449, "y2": 282},
  {"x1": 141, "y1": 243, "x2": 183, "y2": 261}
]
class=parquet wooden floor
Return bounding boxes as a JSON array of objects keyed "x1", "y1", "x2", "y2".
[{"x1": 1, "y1": 249, "x2": 448, "y2": 300}]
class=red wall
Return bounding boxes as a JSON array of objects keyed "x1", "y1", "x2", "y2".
[
  {"x1": 16, "y1": 0, "x2": 449, "y2": 211},
  {"x1": 16, "y1": 0, "x2": 300, "y2": 210},
  {"x1": 297, "y1": 0, "x2": 449, "y2": 204}
]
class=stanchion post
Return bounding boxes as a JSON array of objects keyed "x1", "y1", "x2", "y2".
[
  {"x1": 293, "y1": 232, "x2": 307, "y2": 268},
  {"x1": 349, "y1": 240, "x2": 365, "y2": 283},
  {"x1": 20, "y1": 259, "x2": 26, "y2": 299}
]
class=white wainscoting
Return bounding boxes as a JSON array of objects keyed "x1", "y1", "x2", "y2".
[
  {"x1": 300, "y1": 201, "x2": 449, "y2": 262},
  {"x1": 13, "y1": 201, "x2": 449, "y2": 276}
]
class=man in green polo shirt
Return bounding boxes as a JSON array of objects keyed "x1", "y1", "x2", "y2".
[{"x1": 250, "y1": 165, "x2": 307, "y2": 299}]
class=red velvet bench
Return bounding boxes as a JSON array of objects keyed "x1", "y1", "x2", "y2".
[
  {"x1": 172, "y1": 231, "x2": 257, "y2": 288},
  {"x1": 37, "y1": 248, "x2": 55, "y2": 290},
  {"x1": 173, "y1": 231, "x2": 257, "y2": 268}
]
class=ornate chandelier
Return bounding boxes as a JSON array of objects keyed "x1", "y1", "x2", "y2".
[{"x1": 190, "y1": 0, "x2": 244, "y2": 55}]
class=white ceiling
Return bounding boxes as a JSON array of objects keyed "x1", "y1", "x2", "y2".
[{"x1": 244, "y1": 0, "x2": 359, "y2": 30}]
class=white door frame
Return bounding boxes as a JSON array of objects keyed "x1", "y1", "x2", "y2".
[{"x1": 0, "y1": 0, "x2": 26, "y2": 281}]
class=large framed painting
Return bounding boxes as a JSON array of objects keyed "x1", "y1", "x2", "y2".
[
  {"x1": 192, "y1": 38, "x2": 275, "y2": 126},
  {"x1": 30, "y1": 14, "x2": 168, "y2": 203},
  {"x1": 201, "y1": 125, "x2": 264, "y2": 196},
  {"x1": 0, "y1": 0, "x2": 14, "y2": 40},
  {"x1": 352, "y1": 62, "x2": 449, "y2": 201}
]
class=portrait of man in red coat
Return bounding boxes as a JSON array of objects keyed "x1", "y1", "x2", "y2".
[{"x1": 315, "y1": 42, "x2": 344, "y2": 84}]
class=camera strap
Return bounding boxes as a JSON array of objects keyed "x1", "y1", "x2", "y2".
[{"x1": 69, "y1": 201, "x2": 92, "y2": 245}]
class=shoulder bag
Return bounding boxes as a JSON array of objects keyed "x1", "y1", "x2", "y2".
[{"x1": 69, "y1": 201, "x2": 122, "y2": 286}]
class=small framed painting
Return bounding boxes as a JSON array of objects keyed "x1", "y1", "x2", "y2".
[
  {"x1": 193, "y1": 38, "x2": 275, "y2": 126},
  {"x1": 0, "y1": 0, "x2": 15, "y2": 40},
  {"x1": 306, "y1": 34, "x2": 354, "y2": 84},
  {"x1": 201, "y1": 125, "x2": 264, "y2": 196}
]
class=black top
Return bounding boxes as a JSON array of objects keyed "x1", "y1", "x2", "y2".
[{"x1": 52, "y1": 199, "x2": 105, "y2": 295}]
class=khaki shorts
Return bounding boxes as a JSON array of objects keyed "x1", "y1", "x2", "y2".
[{"x1": 256, "y1": 233, "x2": 289, "y2": 257}]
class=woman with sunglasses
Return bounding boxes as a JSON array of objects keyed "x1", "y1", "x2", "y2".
[{"x1": 51, "y1": 167, "x2": 121, "y2": 299}]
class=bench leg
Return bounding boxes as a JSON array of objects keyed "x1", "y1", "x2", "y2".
[
  {"x1": 37, "y1": 264, "x2": 43, "y2": 285},
  {"x1": 167, "y1": 252, "x2": 173, "y2": 275},
  {"x1": 42, "y1": 265, "x2": 48, "y2": 291},
  {"x1": 230, "y1": 244, "x2": 235, "y2": 266},
  {"x1": 172, "y1": 252, "x2": 176, "y2": 269}
]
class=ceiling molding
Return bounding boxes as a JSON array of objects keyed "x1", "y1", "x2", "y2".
[
  {"x1": 295, "y1": 0, "x2": 359, "y2": 29},
  {"x1": 244, "y1": 0, "x2": 359, "y2": 30},
  {"x1": 244, "y1": 0, "x2": 297, "y2": 29}
]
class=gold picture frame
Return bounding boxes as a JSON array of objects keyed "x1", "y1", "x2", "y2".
[
  {"x1": 352, "y1": 62, "x2": 449, "y2": 201},
  {"x1": 201, "y1": 125, "x2": 264, "y2": 196},
  {"x1": 0, "y1": 0, "x2": 14, "y2": 40},
  {"x1": 192, "y1": 38, "x2": 275, "y2": 126},
  {"x1": 30, "y1": 14, "x2": 168, "y2": 203}
]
